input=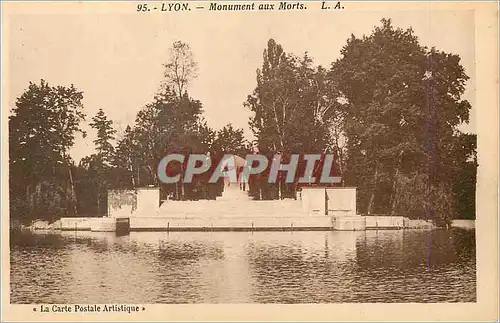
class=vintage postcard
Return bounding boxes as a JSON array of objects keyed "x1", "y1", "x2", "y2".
[{"x1": 1, "y1": 0, "x2": 498, "y2": 321}]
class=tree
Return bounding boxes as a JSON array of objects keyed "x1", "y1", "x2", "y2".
[
  {"x1": 162, "y1": 41, "x2": 198, "y2": 100},
  {"x1": 129, "y1": 88, "x2": 204, "y2": 186},
  {"x1": 9, "y1": 79, "x2": 86, "y2": 221},
  {"x1": 246, "y1": 40, "x2": 336, "y2": 154},
  {"x1": 212, "y1": 124, "x2": 248, "y2": 155},
  {"x1": 75, "y1": 154, "x2": 101, "y2": 215},
  {"x1": 112, "y1": 67, "x2": 208, "y2": 199},
  {"x1": 246, "y1": 39, "x2": 298, "y2": 152},
  {"x1": 449, "y1": 133, "x2": 477, "y2": 219},
  {"x1": 245, "y1": 40, "x2": 341, "y2": 199},
  {"x1": 331, "y1": 19, "x2": 473, "y2": 225},
  {"x1": 89, "y1": 108, "x2": 116, "y2": 163},
  {"x1": 86, "y1": 109, "x2": 117, "y2": 214},
  {"x1": 112, "y1": 125, "x2": 140, "y2": 189}
]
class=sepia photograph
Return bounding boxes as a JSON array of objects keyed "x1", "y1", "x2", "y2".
[{"x1": 1, "y1": 1, "x2": 498, "y2": 321}]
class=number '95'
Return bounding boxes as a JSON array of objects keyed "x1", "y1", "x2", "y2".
[{"x1": 137, "y1": 4, "x2": 149, "y2": 12}]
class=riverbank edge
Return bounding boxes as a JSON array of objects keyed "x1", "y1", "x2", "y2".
[{"x1": 17, "y1": 216, "x2": 475, "y2": 232}]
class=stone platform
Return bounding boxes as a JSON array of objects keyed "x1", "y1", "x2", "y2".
[
  {"x1": 50, "y1": 185, "x2": 437, "y2": 232},
  {"x1": 51, "y1": 214, "x2": 434, "y2": 232}
]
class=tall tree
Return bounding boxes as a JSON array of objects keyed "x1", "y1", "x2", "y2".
[
  {"x1": 246, "y1": 39, "x2": 296, "y2": 152},
  {"x1": 112, "y1": 125, "x2": 140, "y2": 189},
  {"x1": 331, "y1": 19, "x2": 473, "y2": 225},
  {"x1": 9, "y1": 79, "x2": 86, "y2": 221},
  {"x1": 162, "y1": 41, "x2": 198, "y2": 100},
  {"x1": 113, "y1": 76, "x2": 207, "y2": 199},
  {"x1": 87, "y1": 109, "x2": 117, "y2": 214},
  {"x1": 89, "y1": 108, "x2": 116, "y2": 163},
  {"x1": 449, "y1": 133, "x2": 477, "y2": 220},
  {"x1": 245, "y1": 40, "x2": 341, "y2": 199},
  {"x1": 246, "y1": 40, "x2": 333, "y2": 154}
]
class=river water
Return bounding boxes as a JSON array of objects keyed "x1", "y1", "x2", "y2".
[{"x1": 10, "y1": 229, "x2": 475, "y2": 303}]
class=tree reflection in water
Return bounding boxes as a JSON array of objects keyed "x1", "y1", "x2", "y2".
[{"x1": 10, "y1": 229, "x2": 475, "y2": 303}]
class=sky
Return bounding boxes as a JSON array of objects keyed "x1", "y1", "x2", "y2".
[{"x1": 7, "y1": 7, "x2": 475, "y2": 162}]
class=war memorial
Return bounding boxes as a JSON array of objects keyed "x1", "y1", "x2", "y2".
[{"x1": 49, "y1": 154, "x2": 435, "y2": 233}]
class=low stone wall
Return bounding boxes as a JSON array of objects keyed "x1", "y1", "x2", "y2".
[
  {"x1": 129, "y1": 216, "x2": 333, "y2": 231},
  {"x1": 90, "y1": 218, "x2": 117, "y2": 232},
  {"x1": 451, "y1": 219, "x2": 475, "y2": 229},
  {"x1": 57, "y1": 217, "x2": 94, "y2": 231},
  {"x1": 405, "y1": 218, "x2": 435, "y2": 229},
  {"x1": 50, "y1": 215, "x2": 438, "y2": 232},
  {"x1": 365, "y1": 216, "x2": 404, "y2": 229},
  {"x1": 28, "y1": 217, "x2": 94, "y2": 231},
  {"x1": 332, "y1": 216, "x2": 366, "y2": 231},
  {"x1": 365, "y1": 216, "x2": 434, "y2": 229},
  {"x1": 56, "y1": 217, "x2": 131, "y2": 232}
]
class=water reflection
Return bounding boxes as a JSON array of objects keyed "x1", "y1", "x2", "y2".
[
  {"x1": 352, "y1": 230, "x2": 476, "y2": 302},
  {"x1": 246, "y1": 231, "x2": 356, "y2": 303},
  {"x1": 10, "y1": 229, "x2": 476, "y2": 303}
]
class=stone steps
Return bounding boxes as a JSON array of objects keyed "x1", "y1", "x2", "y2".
[{"x1": 153, "y1": 199, "x2": 305, "y2": 218}]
